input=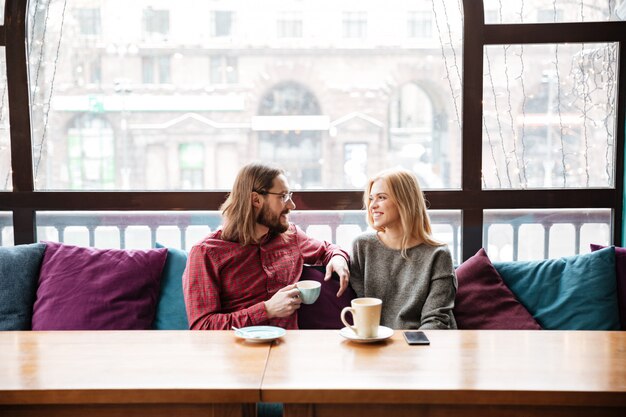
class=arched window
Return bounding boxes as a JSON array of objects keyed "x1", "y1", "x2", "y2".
[
  {"x1": 257, "y1": 82, "x2": 322, "y2": 188},
  {"x1": 388, "y1": 82, "x2": 444, "y2": 188}
]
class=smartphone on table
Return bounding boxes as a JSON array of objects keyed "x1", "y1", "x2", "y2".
[{"x1": 403, "y1": 331, "x2": 430, "y2": 345}]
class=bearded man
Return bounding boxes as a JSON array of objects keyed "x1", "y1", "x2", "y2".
[{"x1": 183, "y1": 162, "x2": 350, "y2": 330}]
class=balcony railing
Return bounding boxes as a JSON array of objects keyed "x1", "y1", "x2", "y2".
[{"x1": 0, "y1": 209, "x2": 610, "y2": 263}]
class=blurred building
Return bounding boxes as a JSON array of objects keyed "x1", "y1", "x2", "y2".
[
  {"x1": 30, "y1": 0, "x2": 465, "y2": 191},
  {"x1": 27, "y1": 0, "x2": 617, "y2": 193}
]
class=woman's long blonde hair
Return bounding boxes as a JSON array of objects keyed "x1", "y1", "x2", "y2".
[
  {"x1": 220, "y1": 163, "x2": 283, "y2": 245},
  {"x1": 364, "y1": 168, "x2": 442, "y2": 258}
]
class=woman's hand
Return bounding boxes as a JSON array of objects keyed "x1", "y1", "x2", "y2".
[{"x1": 325, "y1": 255, "x2": 350, "y2": 297}]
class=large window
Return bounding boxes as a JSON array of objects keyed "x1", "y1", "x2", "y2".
[
  {"x1": 483, "y1": 0, "x2": 619, "y2": 23},
  {"x1": 1, "y1": 0, "x2": 624, "y2": 261},
  {"x1": 482, "y1": 42, "x2": 617, "y2": 189},
  {"x1": 25, "y1": 0, "x2": 463, "y2": 192}
]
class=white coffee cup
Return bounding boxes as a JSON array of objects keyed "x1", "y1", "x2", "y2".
[
  {"x1": 296, "y1": 280, "x2": 322, "y2": 304},
  {"x1": 340, "y1": 297, "x2": 382, "y2": 338}
]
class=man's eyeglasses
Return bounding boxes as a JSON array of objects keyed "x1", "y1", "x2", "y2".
[{"x1": 255, "y1": 190, "x2": 294, "y2": 203}]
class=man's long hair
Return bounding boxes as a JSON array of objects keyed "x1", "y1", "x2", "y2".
[
  {"x1": 220, "y1": 162, "x2": 284, "y2": 245},
  {"x1": 364, "y1": 168, "x2": 442, "y2": 258}
]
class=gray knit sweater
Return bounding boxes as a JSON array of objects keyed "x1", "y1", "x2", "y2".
[{"x1": 350, "y1": 232, "x2": 458, "y2": 330}]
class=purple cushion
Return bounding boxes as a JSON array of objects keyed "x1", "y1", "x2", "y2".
[
  {"x1": 297, "y1": 266, "x2": 356, "y2": 329},
  {"x1": 32, "y1": 242, "x2": 168, "y2": 330},
  {"x1": 454, "y1": 248, "x2": 542, "y2": 330},
  {"x1": 590, "y1": 244, "x2": 626, "y2": 329}
]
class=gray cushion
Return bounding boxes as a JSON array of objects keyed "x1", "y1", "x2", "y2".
[{"x1": 0, "y1": 243, "x2": 47, "y2": 330}]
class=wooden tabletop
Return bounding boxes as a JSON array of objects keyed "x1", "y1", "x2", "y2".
[
  {"x1": 261, "y1": 330, "x2": 626, "y2": 407},
  {"x1": 0, "y1": 330, "x2": 270, "y2": 405},
  {"x1": 3, "y1": 329, "x2": 625, "y2": 409}
]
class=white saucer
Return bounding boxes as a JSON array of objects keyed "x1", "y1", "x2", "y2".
[
  {"x1": 339, "y1": 326, "x2": 394, "y2": 343},
  {"x1": 234, "y1": 326, "x2": 286, "y2": 343}
]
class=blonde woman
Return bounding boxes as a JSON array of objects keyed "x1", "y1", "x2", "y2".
[{"x1": 350, "y1": 168, "x2": 457, "y2": 329}]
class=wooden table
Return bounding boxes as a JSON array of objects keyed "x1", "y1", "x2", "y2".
[
  {"x1": 261, "y1": 330, "x2": 626, "y2": 417},
  {"x1": 0, "y1": 330, "x2": 269, "y2": 417}
]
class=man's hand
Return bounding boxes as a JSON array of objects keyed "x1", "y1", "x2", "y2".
[
  {"x1": 325, "y1": 255, "x2": 350, "y2": 297},
  {"x1": 264, "y1": 284, "x2": 302, "y2": 319}
]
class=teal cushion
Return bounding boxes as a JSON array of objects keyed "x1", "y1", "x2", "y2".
[
  {"x1": 153, "y1": 243, "x2": 189, "y2": 330},
  {"x1": 0, "y1": 243, "x2": 47, "y2": 330},
  {"x1": 258, "y1": 403, "x2": 283, "y2": 417},
  {"x1": 493, "y1": 247, "x2": 620, "y2": 330}
]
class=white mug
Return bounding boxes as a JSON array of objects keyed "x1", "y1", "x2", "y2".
[
  {"x1": 296, "y1": 280, "x2": 321, "y2": 304},
  {"x1": 340, "y1": 297, "x2": 382, "y2": 338}
]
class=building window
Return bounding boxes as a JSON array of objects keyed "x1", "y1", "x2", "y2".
[
  {"x1": 75, "y1": 8, "x2": 101, "y2": 36},
  {"x1": 407, "y1": 11, "x2": 432, "y2": 39},
  {"x1": 342, "y1": 11, "x2": 367, "y2": 38},
  {"x1": 210, "y1": 56, "x2": 238, "y2": 84},
  {"x1": 179, "y1": 143, "x2": 204, "y2": 189},
  {"x1": 74, "y1": 57, "x2": 102, "y2": 87},
  {"x1": 258, "y1": 82, "x2": 322, "y2": 188},
  {"x1": 277, "y1": 12, "x2": 303, "y2": 38},
  {"x1": 67, "y1": 115, "x2": 115, "y2": 190},
  {"x1": 142, "y1": 56, "x2": 171, "y2": 84},
  {"x1": 211, "y1": 11, "x2": 234, "y2": 37},
  {"x1": 143, "y1": 7, "x2": 170, "y2": 39},
  {"x1": 87, "y1": 58, "x2": 102, "y2": 84}
]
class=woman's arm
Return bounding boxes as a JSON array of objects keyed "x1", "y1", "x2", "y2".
[{"x1": 419, "y1": 248, "x2": 457, "y2": 329}]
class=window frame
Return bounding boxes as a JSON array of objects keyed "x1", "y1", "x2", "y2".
[{"x1": 1, "y1": 1, "x2": 625, "y2": 261}]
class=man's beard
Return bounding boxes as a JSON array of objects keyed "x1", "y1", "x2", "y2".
[{"x1": 257, "y1": 205, "x2": 290, "y2": 234}]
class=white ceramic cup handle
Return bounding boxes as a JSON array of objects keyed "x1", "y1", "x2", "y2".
[{"x1": 340, "y1": 307, "x2": 357, "y2": 333}]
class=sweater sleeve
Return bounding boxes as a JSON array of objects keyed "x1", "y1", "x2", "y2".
[{"x1": 419, "y1": 248, "x2": 458, "y2": 330}]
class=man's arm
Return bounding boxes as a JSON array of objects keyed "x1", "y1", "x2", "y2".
[{"x1": 182, "y1": 245, "x2": 268, "y2": 330}]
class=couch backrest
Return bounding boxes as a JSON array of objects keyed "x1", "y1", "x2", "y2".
[{"x1": 454, "y1": 247, "x2": 621, "y2": 330}]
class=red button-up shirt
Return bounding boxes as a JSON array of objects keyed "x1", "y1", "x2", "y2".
[{"x1": 183, "y1": 224, "x2": 349, "y2": 330}]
